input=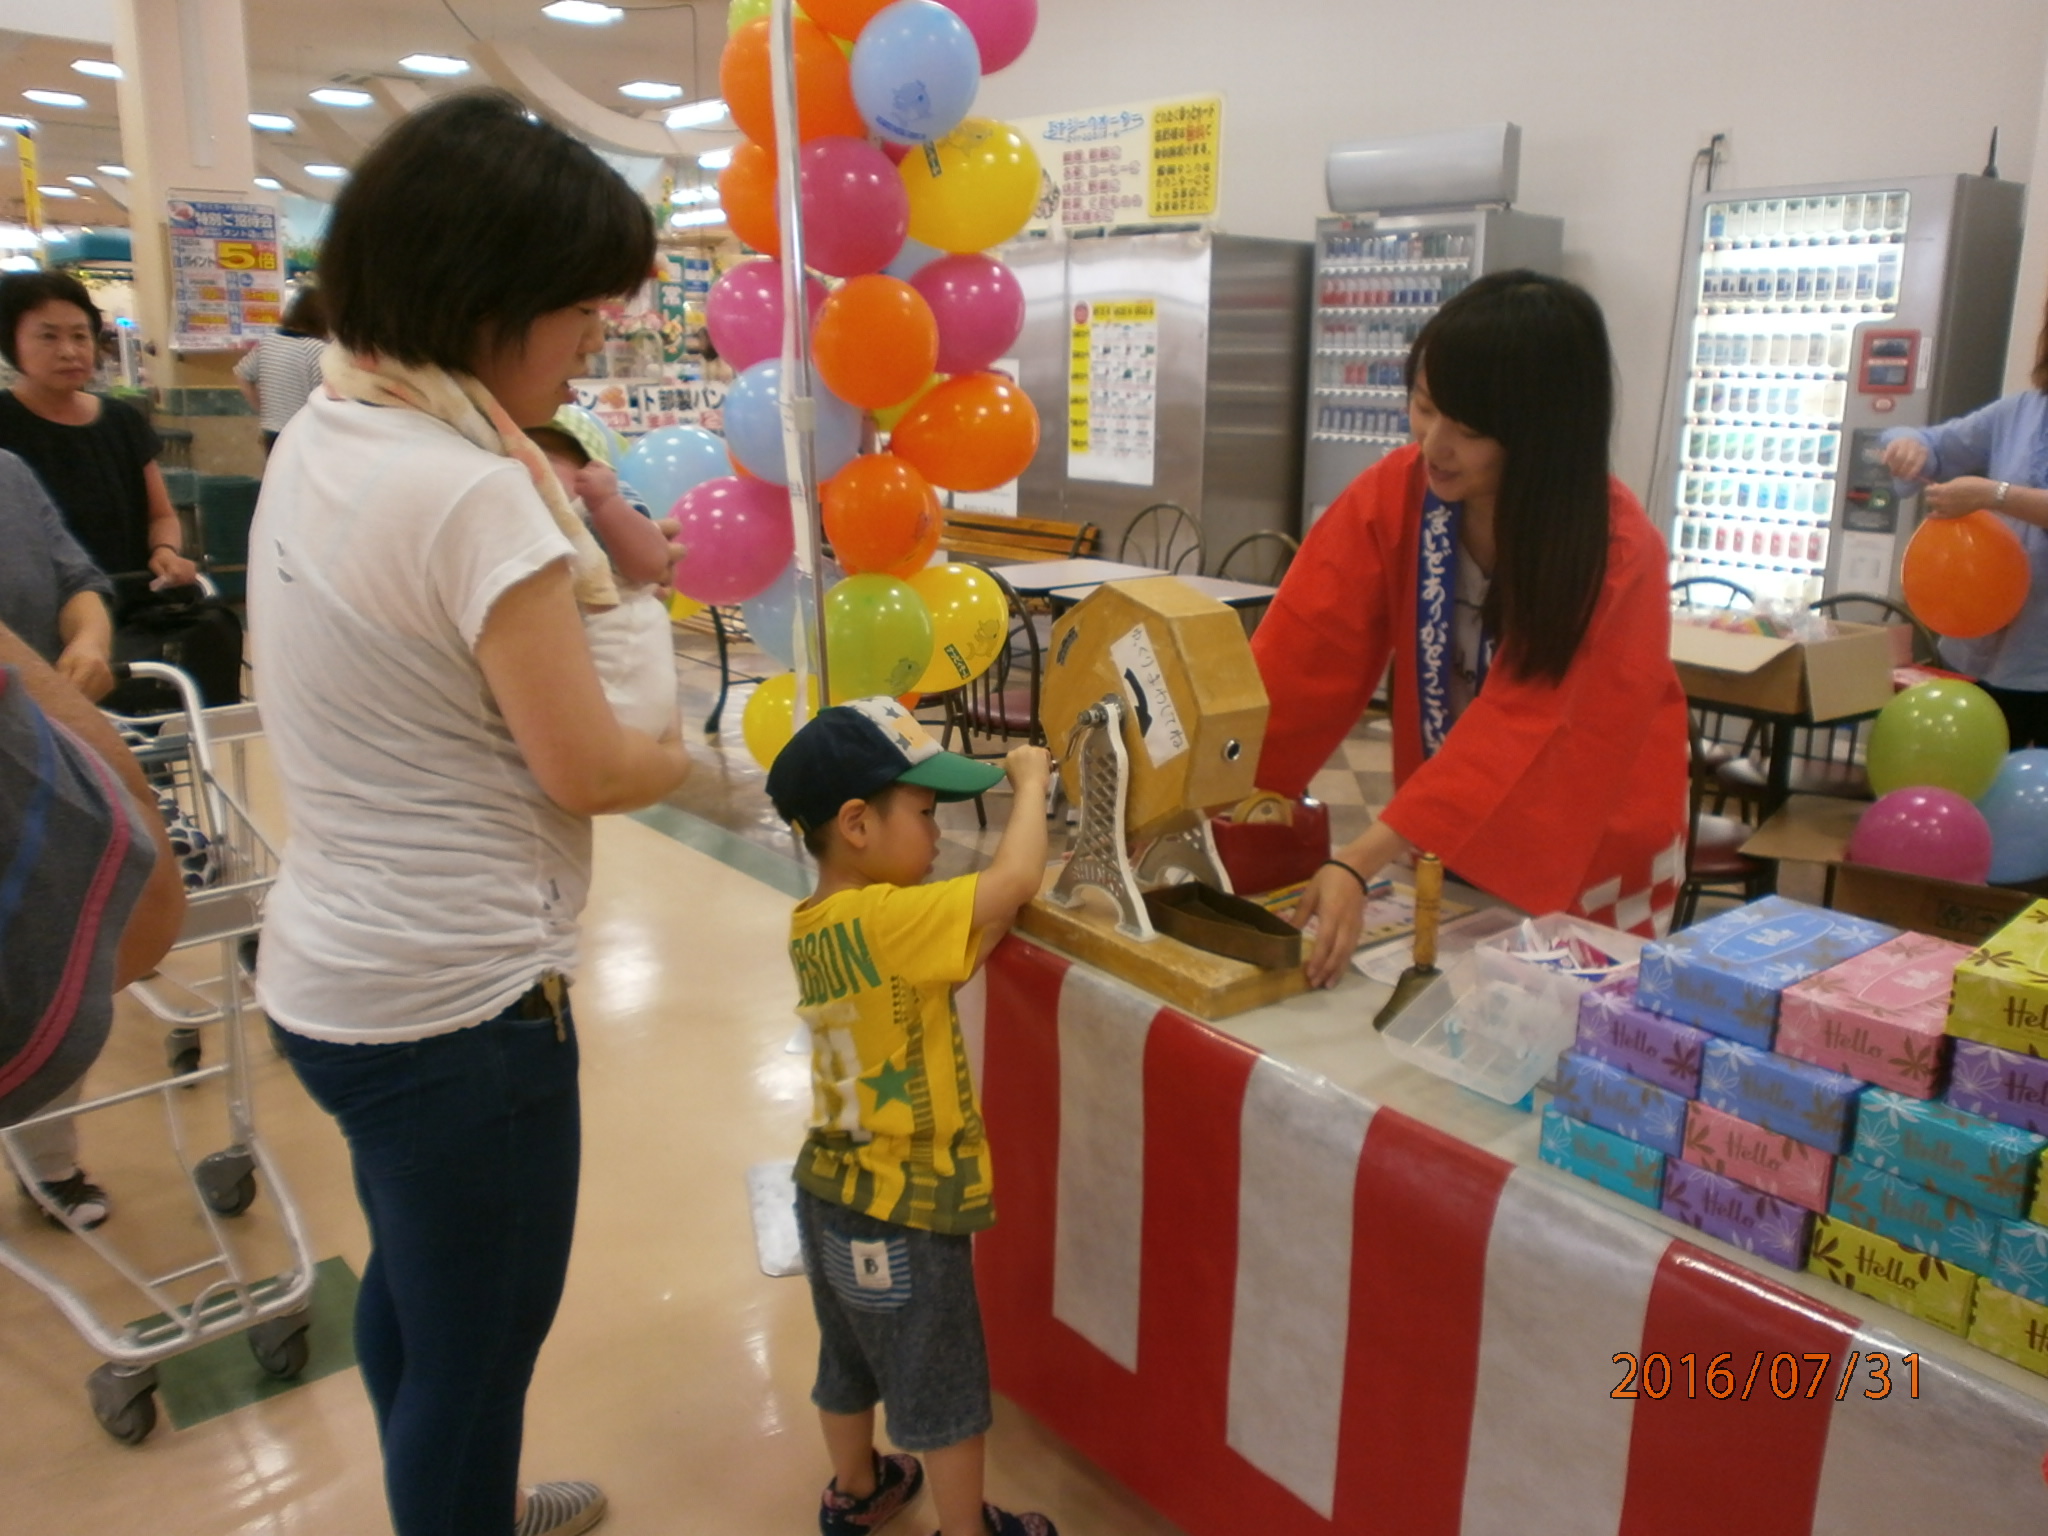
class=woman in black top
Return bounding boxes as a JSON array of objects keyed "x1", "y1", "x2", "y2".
[{"x1": 0, "y1": 271, "x2": 198, "y2": 590}]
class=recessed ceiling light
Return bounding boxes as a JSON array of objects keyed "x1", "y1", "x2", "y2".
[
  {"x1": 670, "y1": 207, "x2": 726, "y2": 229},
  {"x1": 304, "y1": 164, "x2": 348, "y2": 179},
  {"x1": 0, "y1": 116, "x2": 35, "y2": 133},
  {"x1": 23, "y1": 90, "x2": 87, "y2": 109},
  {"x1": 542, "y1": 1, "x2": 624, "y2": 22},
  {"x1": 253, "y1": 176, "x2": 283, "y2": 190},
  {"x1": 399, "y1": 54, "x2": 470, "y2": 76},
  {"x1": 673, "y1": 184, "x2": 719, "y2": 206},
  {"x1": 65, "y1": 175, "x2": 94, "y2": 187},
  {"x1": 36, "y1": 185, "x2": 78, "y2": 198},
  {"x1": 70, "y1": 59, "x2": 122, "y2": 80},
  {"x1": 697, "y1": 147, "x2": 733, "y2": 169},
  {"x1": 309, "y1": 87, "x2": 374, "y2": 108},
  {"x1": 248, "y1": 112, "x2": 296, "y2": 132},
  {"x1": 665, "y1": 99, "x2": 729, "y2": 130},
  {"x1": 97, "y1": 164, "x2": 130, "y2": 177},
  {"x1": 620, "y1": 81, "x2": 684, "y2": 101}
]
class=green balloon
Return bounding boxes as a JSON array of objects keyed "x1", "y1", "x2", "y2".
[
  {"x1": 1866, "y1": 680, "x2": 2010, "y2": 800},
  {"x1": 728, "y1": 0, "x2": 770, "y2": 33},
  {"x1": 823, "y1": 574, "x2": 935, "y2": 701}
]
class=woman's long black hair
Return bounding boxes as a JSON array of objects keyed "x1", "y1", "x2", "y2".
[{"x1": 1406, "y1": 270, "x2": 1614, "y2": 686}]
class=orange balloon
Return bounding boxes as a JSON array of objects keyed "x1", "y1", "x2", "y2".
[
  {"x1": 1901, "y1": 510, "x2": 2031, "y2": 639},
  {"x1": 803, "y1": 0, "x2": 892, "y2": 37},
  {"x1": 875, "y1": 372, "x2": 943, "y2": 433},
  {"x1": 813, "y1": 276, "x2": 941, "y2": 410},
  {"x1": 718, "y1": 140, "x2": 781, "y2": 255},
  {"x1": 823, "y1": 453, "x2": 942, "y2": 575},
  {"x1": 720, "y1": 18, "x2": 867, "y2": 150},
  {"x1": 889, "y1": 372, "x2": 1041, "y2": 493}
]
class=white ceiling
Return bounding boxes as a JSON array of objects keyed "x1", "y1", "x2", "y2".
[{"x1": 0, "y1": 0, "x2": 739, "y2": 225}]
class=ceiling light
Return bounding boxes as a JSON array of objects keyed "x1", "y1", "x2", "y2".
[
  {"x1": 0, "y1": 255, "x2": 37, "y2": 272},
  {"x1": 673, "y1": 184, "x2": 719, "y2": 205},
  {"x1": 97, "y1": 164, "x2": 130, "y2": 177},
  {"x1": 70, "y1": 59, "x2": 122, "y2": 80},
  {"x1": 620, "y1": 81, "x2": 684, "y2": 101},
  {"x1": 697, "y1": 147, "x2": 733, "y2": 169},
  {"x1": 248, "y1": 112, "x2": 296, "y2": 131},
  {"x1": 310, "y1": 87, "x2": 374, "y2": 108},
  {"x1": 665, "y1": 98, "x2": 729, "y2": 130},
  {"x1": 0, "y1": 116, "x2": 35, "y2": 133},
  {"x1": 253, "y1": 177, "x2": 283, "y2": 190},
  {"x1": 542, "y1": 1, "x2": 624, "y2": 22},
  {"x1": 399, "y1": 54, "x2": 470, "y2": 76},
  {"x1": 36, "y1": 185, "x2": 78, "y2": 198},
  {"x1": 65, "y1": 175, "x2": 93, "y2": 186},
  {"x1": 670, "y1": 208, "x2": 727, "y2": 229},
  {"x1": 304, "y1": 164, "x2": 348, "y2": 179},
  {"x1": 23, "y1": 90, "x2": 87, "y2": 109}
]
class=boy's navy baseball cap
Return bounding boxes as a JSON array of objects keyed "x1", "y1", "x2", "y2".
[{"x1": 767, "y1": 696, "x2": 1004, "y2": 836}]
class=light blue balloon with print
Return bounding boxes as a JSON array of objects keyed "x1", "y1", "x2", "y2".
[
  {"x1": 621, "y1": 426, "x2": 731, "y2": 516},
  {"x1": 851, "y1": 0, "x2": 981, "y2": 147},
  {"x1": 884, "y1": 235, "x2": 945, "y2": 282},
  {"x1": 741, "y1": 554, "x2": 845, "y2": 671},
  {"x1": 723, "y1": 360, "x2": 863, "y2": 486},
  {"x1": 1979, "y1": 748, "x2": 2048, "y2": 883}
]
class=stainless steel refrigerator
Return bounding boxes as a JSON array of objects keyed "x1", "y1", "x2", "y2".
[
  {"x1": 1653, "y1": 174, "x2": 2025, "y2": 608},
  {"x1": 1302, "y1": 208, "x2": 1562, "y2": 528}
]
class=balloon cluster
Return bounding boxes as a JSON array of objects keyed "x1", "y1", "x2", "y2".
[{"x1": 699, "y1": 0, "x2": 1043, "y2": 767}]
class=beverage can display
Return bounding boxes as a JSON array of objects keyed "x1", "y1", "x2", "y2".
[{"x1": 1769, "y1": 334, "x2": 1791, "y2": 366}]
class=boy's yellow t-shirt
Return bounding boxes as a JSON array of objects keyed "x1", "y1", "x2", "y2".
[{"x1": 787, "y1": 873, "x2": 993, "y2": 1235}]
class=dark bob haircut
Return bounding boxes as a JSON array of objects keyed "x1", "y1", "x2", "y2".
[
  {"x1": 0, "y1": 269, "x2": 103, "y2": 369},
  {"x1": 280, "y1": 284, "x2": 329, "y2": 339},
  {"x1": 1407, "y1": 270, "x2": 1615, "y2": 686},
  {"x1": 320, "y1": 90, "x2": 654, "y2": 372}
]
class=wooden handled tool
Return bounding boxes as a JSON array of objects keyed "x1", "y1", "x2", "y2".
[{"x1": 1373, "y1": 853, "x2": 1443, "y2": 1031}]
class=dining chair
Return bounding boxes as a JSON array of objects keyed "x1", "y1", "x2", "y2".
[
  {"x1": 936, "y1": 568, "x2": 1049, "y2": 828},
  {"x1": 1119, "y1": 502, "x2": 1204, "y2": 575}
]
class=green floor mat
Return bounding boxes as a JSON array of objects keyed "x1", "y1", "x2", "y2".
[{"x1": 138, "y1": 1255, "x2": 360, "y2": 1429}]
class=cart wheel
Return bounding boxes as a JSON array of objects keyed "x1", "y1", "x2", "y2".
[
  {"x1": 166, "y1": 1028, "x2": 201, "y2": 1076},
  {"x1": 248, "y1": 1314, "x2": 311, "y2": 1379},
  {"x1": 197, "y1": 1148, "x2": 257, "y2": 1216},
  {"x1": 87, "y1": 1362, "x2": 159, "y2": 1446}
]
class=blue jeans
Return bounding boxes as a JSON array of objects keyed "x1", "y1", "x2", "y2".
[{"x1": 276, "y1": 992, "x2": 581, "y2": 1536}]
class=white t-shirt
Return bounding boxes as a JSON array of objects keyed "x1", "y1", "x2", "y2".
[{"x1": 248, "y1": 390, "x2": 590, "y2": 1042}]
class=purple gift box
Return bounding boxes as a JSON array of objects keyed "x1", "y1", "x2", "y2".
[
  {"x1": 1662, "y1": 1158, "x2": 1816, "y2": 1271},
  {"x1": 1575, "y1": 976, "x2": 1709, "y2": 1098},
  {"x1": 1948, "y1": 1039, "x2": 2048, "y2": 1140}
]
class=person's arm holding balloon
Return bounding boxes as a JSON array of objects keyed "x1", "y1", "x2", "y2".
[{"x1": 1880, "y1": 398, "x2": 2036, "y2": 521}]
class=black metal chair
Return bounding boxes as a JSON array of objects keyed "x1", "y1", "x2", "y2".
[
  {"x1": 1670, "y1": 576, "x2": 1768, "y2": 813},
  {"x1": 1119, "y1": 502, "x2": 1204, "y2": 575},
  {"x1": 936, "y1": 568, "x2": 1046, "y2": 828},
  {"x1": 1677, "y1": 720, "x2": 1773, "y2": 928},
  {"x1": 1215, "y1": 530, "x2": 1299, "y2": 585}
]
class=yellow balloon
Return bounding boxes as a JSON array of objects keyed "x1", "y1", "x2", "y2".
[
  {"x1": 899, "y1": 119, "x2": 1041, "y2": 255},
  {"x1": 874, "y1": 372, "x2": 944, "y2": 434},
  {"x1": 668, "y1": 591, "x2": 706, "y2": 622},
  {"x1": 907, "y1": 562, "x2": 1009, "y2": 694},
  {"x1": 742, "y1": 671, "x2": 822, "y2": 770},
  {"x1": 727, "y1": 0, "x2": 770, "y2": 34}
]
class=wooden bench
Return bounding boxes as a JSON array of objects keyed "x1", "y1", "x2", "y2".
[{"x1": 941, "y1": 510, "x2": 1099, "y2": 565}]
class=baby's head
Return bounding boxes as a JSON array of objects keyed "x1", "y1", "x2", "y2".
[{"x1": 526, "y1": 424, "x2": 587, "y2": 495}]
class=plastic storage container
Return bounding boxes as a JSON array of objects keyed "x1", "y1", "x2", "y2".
[{"x1": 1380, "y1": 914, "x2": 1645, "y2": 1104}]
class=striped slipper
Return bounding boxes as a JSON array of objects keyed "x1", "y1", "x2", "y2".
[{"x1": 514, "y1": 1481, "x2": 607, "y2": 1536}]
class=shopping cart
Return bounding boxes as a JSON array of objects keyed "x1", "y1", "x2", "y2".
[{"x1": 0, "y1": 661, "x2": 315, "y2": 1444}]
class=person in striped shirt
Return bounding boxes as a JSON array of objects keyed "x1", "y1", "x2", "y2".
[{"x1": 234, "y1": 286, "x2": 329, "y2": 456}]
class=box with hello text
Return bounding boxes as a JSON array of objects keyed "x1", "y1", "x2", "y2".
[
  {"x1": 1806, "y1": 1215, "x2": 1978, "y2": 1336},
  {"x1": 1968, "y1": 1282, "x2": 2048, "y2": 1379},
  {"x1": 1777, "y1": 931, "x2": 1965, "y2": 1099},
  {"x1": 1947, "y1": 1038, "x2": 2048, "y2": 1138},
  {"x1": 1574, "y1": 975, "x2": 1708, "y2": 1098},
  {"x1": 1848, "y1": 1088, "x2": 2046, "y2": 1218},
  {"x1": 1698, "y1": 1037, "x2": 1865, "y2": 1154},
  {"x1": 1947, "y1": 901, "x2": 2048, "y2": 1057},
  {"x1": 1682, "y1": 1099, "x2": 1835, "y2": 1212},
  {"x1": 1662, "y1": 1158, "x2": 1813, "y2": 1270},
  {"x1": 1549, "y1": 1050, "x2": 1689, "y2": 1157},
  {"x1": 1827, "y1": 1158, "x2": 2002, "y2": 1273},
  {"x1": 1538, "y1": 1104, "x2": 1664, "y2": 1210}
]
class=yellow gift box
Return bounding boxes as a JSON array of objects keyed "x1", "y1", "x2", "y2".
[
  {"x1": 1806, "y1": 1214, "x2": 1978, "y2": 1336},
  {"x1": 1968, "y1": 1282, "x2": 2048, "y2": 1379},
  {"x1": 1947, "y1": 902, "x2": 2048, "y2": 1056}
]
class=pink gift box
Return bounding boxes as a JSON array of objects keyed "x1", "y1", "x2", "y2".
[
  {"x1": 1682, "y1": 1099, "x2": 1836, "y2": 1213},
  {"x1": 1776, "y1": 931, "x2": 1967, "y2": 1099}
]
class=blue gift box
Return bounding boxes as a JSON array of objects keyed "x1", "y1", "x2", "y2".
[
  {"x1": 1993, "y1": 1220, "x2": 2048, "y2": 1307},
  {"x1": 1637, "y1": 897, "x2": 1898, "y2": 1048},
  {"x1": 1550, "y1": 1049, "x2": 1689, "y2": 1156},
  {"x1": 1827, "y1": 1157, "x2": 2002, "y2": 1272},
  {"x1": 1538, "y1": 1104, "x2": 1665, "y2": 1209},
  {"x1": 1699, "y1": 1037, "x2": 1866, "y2": 1154},
  {"x1": 1849, "y1": 1087, "x2": 2048, "y2": 1218}
]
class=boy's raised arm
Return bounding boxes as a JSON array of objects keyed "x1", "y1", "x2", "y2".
[{"x1": 969, "y1": 745, "x2": 1051, "y2": 934}]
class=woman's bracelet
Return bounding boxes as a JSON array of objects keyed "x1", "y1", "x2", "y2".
[
  {"x1": 1321, "y1": 858, "x2": 1372, "y2": 897},
  {"x1": 150, "y1": 541, "x2": 182, "y2": 557}
]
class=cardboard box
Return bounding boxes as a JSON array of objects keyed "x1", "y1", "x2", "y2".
[
  {"x1": 1538, "y1": 1104, "x2": 1664, "y2": 1210},
  {"x1": 1967, "y1": 1282, "x2": 2048, "y2": 1377},
  {"x1": 1663, "y1": 1158, "x2": 1813, "y2": 1270},
  {"x1": 1699, "y1": 1037, "x2": 1865, "y2": 1153},
  {"x1": 1638, "y1": 897, "x2": 1898, "y2": 1049},
  {"x1": 1947, "y1": 1038, "x2": 2048, "y2": 1137},
  {"x1": 1991, "y1": 1219, "x2": 2048, "y2": 1307},
  {"x1": 1830, "y1": 863, "x2": 2035, "y2": 947},
  {"x1": 1684, "y1": 1099, "x2": 1835, "y2": 1212},
  {"x1": 1806, "y1": 1214, "x2": 1978, "y2": 1336},
  {"x1": 1550, "y1": 1050, "x2": 1689, "y2": 1156},
  {"x1": 1848, "y1": 1088, "x2": 2046, "y2": 1217},
  {"x1": 1777, "y1": 932, "x2": 1965, "y2": 1099},
  {"x1": 1573, "y1": 975, "x2": 1708, "y2": 1098},
  {"x1": 1828, "y1": 1158, "x2": 2002, "y2": 1272},
  {"x1": 1948, "y1": 901, "x2": 2048, "y2": 1057},
  {"x1": 1670, "y1": 618, "x2": 1897, "y2": 722}
]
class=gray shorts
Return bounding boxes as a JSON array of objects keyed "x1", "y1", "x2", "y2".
[{"x1": 795, "y1": 1188, "x2": 993, "y2": 1452}]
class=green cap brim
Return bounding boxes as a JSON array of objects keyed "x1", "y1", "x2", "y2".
[{"x1": 899, "y1": 751, "x2": 1007, "y2": 802}]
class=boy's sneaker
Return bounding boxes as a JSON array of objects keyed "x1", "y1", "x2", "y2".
[
  {"x1": 973, "y1": 1506, "x2": 1058, "y2": 1536},
  {"x1": 20, "y1": 1170, "x2": 111, "y2": 1230},
  {"x1": 821, "y1": 1451, "x2": 925, "y2": 1535},
  {"x1": 513, "y1": 1480, "x2": 606, "y2": 1536}
]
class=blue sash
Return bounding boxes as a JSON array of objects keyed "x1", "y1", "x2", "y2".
[{"x1": 1414, "y1": 491, "x2": 1493, "y2": 758}]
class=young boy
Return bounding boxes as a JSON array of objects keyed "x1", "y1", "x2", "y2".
[{"x1": 767, "y1": 697, "x2": 1056, "y2": 1536}]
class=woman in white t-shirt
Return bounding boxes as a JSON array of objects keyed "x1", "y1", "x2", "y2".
[{"x1": 247, "y1": 92, "x2": 689, "y2": 1536}]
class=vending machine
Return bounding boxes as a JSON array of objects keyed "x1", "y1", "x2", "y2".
[{"x1": 1653, "y1": 174, "x2": 2024, "y2": 608}]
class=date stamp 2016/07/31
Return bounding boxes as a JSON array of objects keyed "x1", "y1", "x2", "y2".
[{"x1": 1612, "y1": 1350, "x2": 1921, "y2": 1401}]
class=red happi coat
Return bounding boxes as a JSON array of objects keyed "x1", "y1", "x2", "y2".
[{"x1": 1251, "y1": 445, "x2": 1691, "y2": 935}]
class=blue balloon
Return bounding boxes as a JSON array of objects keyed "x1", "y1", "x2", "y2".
[
  {"x1": 883, "y1": 235, "x2": 945, "y2": 282},
  {"x1": 1979, "y1": 748, "x2": 2048, "y2": 883},
  {"x1": 850, "y1": 0, "x2": 981, "y2": 147},
  {"x1": 741, "y1": 554, "x2": 845, "y2": 671},
  {"x1": 621, "y1": 426, "x2": 731, "y2": 515},
  {"x1": 723, "y1": 360, "x2": 863, "y2": 486}
]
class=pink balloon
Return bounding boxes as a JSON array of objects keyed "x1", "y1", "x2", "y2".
[
  {"x1": 911, "y1": 253, "x2": 1025, "y2": 374},
  {"x1": 671, "y1": 475, "x2": 796, "y2": 605},
  {"x1": 934, "y1": 0, "x2": 1036, "y2": 72},
  {"x1": 705, "y1": 259, "x2": 826, "y2": 372},
  {"x1": 1846, "y1": 787, "x2": 1994, "y2": 884},
  {"x1": 800, "y1": 136, "x2": 909, "y2": 278}
]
